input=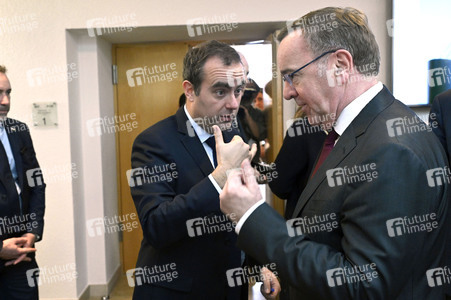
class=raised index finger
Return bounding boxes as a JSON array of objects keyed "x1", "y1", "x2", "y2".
[{"x1": 213, "y1": 125, "x2": 224, "y2": 146}]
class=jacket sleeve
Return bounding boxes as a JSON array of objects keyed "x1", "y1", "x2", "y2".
[
  {"x1": 20, "y1": 125, "x2": 46, "y2": 241},
  {"x1": 238, "y1": 143, "x2": 448, "y2": 299}
]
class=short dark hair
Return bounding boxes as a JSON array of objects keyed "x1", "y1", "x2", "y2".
[
  {"x1": 183, "y1": 40, "x2": 241, "y2": 95},
  {"x1": 0, "y1": 65, "x2": 7, "y2": 73},
  {"x1": 278, "y1": 7, "x2": 380, "y2": 76}
]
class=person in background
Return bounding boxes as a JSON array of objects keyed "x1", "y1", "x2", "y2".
[
  {"x1": 429, "y1": 89, "x2": 451, "y2": 300},
  {"x1": 0, "y1": 65, "x2": 46, "y2": 300}
]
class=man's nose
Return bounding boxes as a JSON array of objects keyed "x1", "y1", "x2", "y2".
[
  {"x1": 283, "y1": 81, "x2": 298, "y2": 101},
  {"x1": 0, "y1": 92, "x2": 10, "y2": 106},
  {"x1": 226, "y1": 93, "x2": 239, "y2": 110}
]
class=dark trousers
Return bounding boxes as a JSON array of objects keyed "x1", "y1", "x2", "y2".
[{"x1": 0, "y1": 259, "x2": 39, "y2": 300}]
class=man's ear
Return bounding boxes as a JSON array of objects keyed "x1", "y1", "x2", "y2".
[
  {"x1": 334, "y1": 49, "x2": 353, "y2": 74},
  {"x1": 182, "y1": 80, "x2": 195, "y2": 102}
]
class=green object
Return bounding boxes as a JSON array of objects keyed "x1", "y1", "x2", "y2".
[{"x1": 428, "y1": 59, "x2": 451, "y2": 104}]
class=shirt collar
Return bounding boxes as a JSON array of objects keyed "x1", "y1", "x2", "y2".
[
  {"x1": 183, "y1": 105, "x2": 211, "y2": 143},
  {"x1": 334, "y1": 81, "x2": 383, "y2": 136}
]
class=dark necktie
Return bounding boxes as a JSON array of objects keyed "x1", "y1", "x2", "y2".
[
  {"x1": 205, "y1": 136, "x2": 217, "y2": 167},
  {"x1": 311, "y1": 129, "x2": 339, "y2": 177}
]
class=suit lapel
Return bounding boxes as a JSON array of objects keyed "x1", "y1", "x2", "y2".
[
  {"x1": 5, "y1": 121, "x2": 24, "y2": 190},
  {"x1": 176, "y1": 108, "x2": 214, "y2": 177},
  {"x1": 291, "y1": 86, "x2": 395, "y2": 218},
  {"x1": 291, "y1": 130, "x2": 356, "y2": 218}
]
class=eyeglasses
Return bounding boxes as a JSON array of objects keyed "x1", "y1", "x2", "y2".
[{"x1": 282, "y1": 49, "x2": 343, "y2": 86}]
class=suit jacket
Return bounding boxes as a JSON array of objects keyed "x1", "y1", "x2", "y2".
[
  {"x1": 430, "y1": 89, "x2": 451, "y2": 297},
  {"x1": 237, "y1": 87, "x2": 449, "y2": 299},
  {"x1": 0, "y1": 119, "x2": 45, "y2": 268},
  {"x1": 269, "y1": 121, "x2": 325, "y2": 219},
  {"x1": 130, "y1": 108, "x2": 242, "y2": 299}
]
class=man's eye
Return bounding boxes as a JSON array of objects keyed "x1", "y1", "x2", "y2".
[
  {"x1": 234, "y1": 88, "x2": 243, "y2": 95},
  {"x1": 6, "y1": 90, "x2": 11, "y2": 96},
  {"x1": 215, "y1": 90, "x2": 225, "y2": 97}
]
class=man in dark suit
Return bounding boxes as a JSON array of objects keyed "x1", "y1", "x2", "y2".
[
  {"x1": 129, "y1": 41, "x2": 267, "y2": 299},
  {"x1": 0, "y1": 65, "x2": 46, "y2": 299},
  {"x1": 430, "y1": 89, "x2": 451, "y2": 299},
  {"x1": 219, "y1": 7, "x2": 449, "y2": 299}
]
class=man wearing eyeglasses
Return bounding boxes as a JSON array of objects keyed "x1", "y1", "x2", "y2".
[{"x1": 219, "y1": 7, "x2": 449, "y2": 300}]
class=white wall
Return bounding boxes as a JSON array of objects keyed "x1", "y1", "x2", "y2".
[{"x1": 0, "y1": 0, "x2": 392, "y2": 298}]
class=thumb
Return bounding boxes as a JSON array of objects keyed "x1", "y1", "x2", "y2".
[{"x1": 213, "y1": 125, "x2": 224, "y2": 147}]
